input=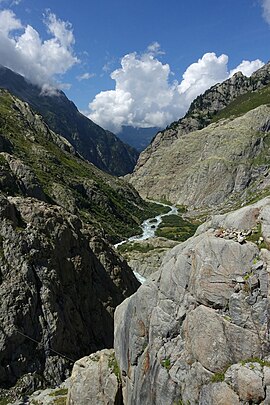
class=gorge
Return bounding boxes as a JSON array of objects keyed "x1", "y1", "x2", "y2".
[{"x1": 1, "y1": 59, "x2": 270, "y2": 405}]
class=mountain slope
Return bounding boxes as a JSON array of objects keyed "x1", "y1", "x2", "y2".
[
  {"x1": 0, "y1": 89, "x2": 148, "y2": 395},
  {"x1": 0, "y1": 193, "x2": 140, "y2": 391},
  {"x1": 132, "y1": 62, "x2": 270, "y2": 174},
  {"x1": 117, "y1": 126, "x2": 161, "y2": 152},
  {"x1": 129, "y1": 104, "x2": 270, "y2": 213},
  {"x1": 129, "y1": 62, "x2": 270, "y2": 214},
  {"x1": 0, "y1": 89, "x2": 161, "y2": 243},
  {"x1": 0, "y1": 65, "x2": 138, "y2": 176}
]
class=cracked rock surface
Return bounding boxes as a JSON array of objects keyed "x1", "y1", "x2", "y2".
[
  {"x1": 114, "y1": 197, "x2": 270, "y2": 405},
  {"x1": 0, "y1": 192, "x2": 139, "y2": 396}
]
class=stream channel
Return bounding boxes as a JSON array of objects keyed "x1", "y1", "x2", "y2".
[{"x1": 114, "y1": 201, "x2": 178, "y2": 283}]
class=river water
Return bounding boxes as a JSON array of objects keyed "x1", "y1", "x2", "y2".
[{"x1": 114, "y1": 201, "x2": 178, "y2": 283}]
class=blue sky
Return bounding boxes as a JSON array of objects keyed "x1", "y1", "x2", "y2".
[{"x1": 0, "y1": 0, "x2": 270, "y2": 132}]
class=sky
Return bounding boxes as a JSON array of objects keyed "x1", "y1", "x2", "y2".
[{"x1": 0, "y1": 0, "x2": 270, "y2": 133}]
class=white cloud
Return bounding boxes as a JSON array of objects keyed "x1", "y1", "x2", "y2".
[
  {"x1": 44, "y1": 11, "x2": 74, "y2": 48},
  {"x1": 89, "y1": 51, "x2": 180, "y2": 132},
  {"x1": 0, "y1": 0, "x2": 22, "y2": 5},
  {"x1": 229, "y1": 59, "x2": 264, "y2": 78},
  {"x1": 0, "y1": 9, "x2": 79, "y2": 89},
  {"x1": 178, "y1": 53, "x2": 229, "y2": 101},
  {"x1": 88, "y1": 49, "x2": 264, "y2": 133},
  {"x1": 262, "y1": 0, "x2": 270, "y2": 24},
  {"x1": 147, "y1": 41, "x2": 165, "y2": 56},
  {"x1": 0, "y1": 9, "x2": 22, "y2": 35},
  {"x1": 77, "y1": 72, "x2": 95, "y2": 81}
]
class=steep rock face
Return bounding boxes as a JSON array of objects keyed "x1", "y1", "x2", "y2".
[
  {"x1": 114, "y1": 197, "x2": 270, "y2": 404},
  {"x1": 132, "y1": 62, "x2": 270, "y2": 174},
  {"x1": 128, "y1": 105, "x2": 270, "y2": 210},
  {"x1": 0, "y1": 193, "x2": 139, "y2": 391},
  {"x1": 0, "y1": 65, "x2": 138, "y2": 176}
]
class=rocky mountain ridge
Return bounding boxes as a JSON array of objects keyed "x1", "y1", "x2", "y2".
[
  {"x1": 128, "y1": 63, "x2": 270, "y2": 215},
  {"x1": 134, "y1": 61, "x2": 270, "y2": 172},
  {"x1": 129, "y1": 104, "x2": 270, "y2": 211},
  {"x1": 0, "y1": 65, "x2": 138, "y2": 176}
]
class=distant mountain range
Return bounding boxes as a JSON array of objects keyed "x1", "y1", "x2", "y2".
[
  {"x1": 0, "y1": 65, "x2": 138, "y2": 176},
  {"x1": 117, "y1": 126, "x2": 161, "y2": 152}
]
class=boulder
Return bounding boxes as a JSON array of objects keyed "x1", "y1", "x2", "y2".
[{"x1": 67, "y1": 349, "x2": 122, "y2": 405}]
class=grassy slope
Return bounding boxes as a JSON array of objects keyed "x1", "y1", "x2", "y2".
[
  {"x1": 0, "y1": 90, "x2": 163, "y2": 242},
  {"x1": 212, "y1": 84, "x2": 270, "y2": 123},
  {"x1": 156, "y1": 214, "x2": 199, "y2": 242}
]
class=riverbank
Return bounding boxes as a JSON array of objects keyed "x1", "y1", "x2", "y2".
[
  {"x1": 114, "y1": 201, "x2": 177, "y2": 248},
  {"x1": 114, "y1": 201, "x2": 178, "y2": 283}
]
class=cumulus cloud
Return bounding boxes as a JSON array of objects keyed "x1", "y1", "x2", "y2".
[
  {"x1": 88, "y1": 48, "x2": 264, "y2": 133},
  {"x1": 178, "y1": 53, "x2": 229, "y2": 101},
  {"x1": 0, "y1": 9, "x2": 79, "y2": 90},
  {"x1": 229, "y1": 59, "x2": 264, "y2": 78},
  {"x1": 262, "y1": 0, "x2": 270, "y2": 24},
  {"x1": 89, "y1": 51, "x2": 180, "y2": 132},
  {"x1": 0, "y1": 9, "x2": 22, "y2": 34}
]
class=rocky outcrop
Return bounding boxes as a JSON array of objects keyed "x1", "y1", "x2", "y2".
[
  {"x1": 0, "y1": 193, "x2": 139, "y2": 396},
  {"x1": 114, "y1": 197, "x2": 270, "y2": 404},
  {"x1": 0, "y1": 65, "x2": 138, "y2": 176},
  {"x1": 1, "y1": 153, "x2": 47, "y2": 201},
  {"x1": 67, "y1": 349, "x2": 122, "y2": 405},
  {"x1": 128, "y1": 104, "x2": 270, "y2": 212}
]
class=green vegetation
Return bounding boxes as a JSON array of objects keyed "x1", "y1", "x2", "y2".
[
  {"x1": 52, "y1": 397, "x2": 67, "y2": 405},
  {"x1": 212, "y1": 84, "x2": 270, "y2": 123},
  {"x1": 211, "y1": 372, "x2": 225, "y2": 383},
  {"x1": 243, "y1": 272, "x2": 254, "y2": 281},
  {"x1": 145, "y1": 201, "x2": 171, "y2": 215},
  {"x1": 161, "y1": 358, "x2": 171, "y2": 370},
  {"x1": 0, "y1": 398, "x2": 11, "y2": 405},
  {"x1": 240, "y1": 357, "x2": 270, "y2": 367},
  {"x1": 49, "y1": 388, "x2": 68, "y2": 397},
  {"x1": 156, "y1": 214, "x2": 198, "y2": 242},
  {"x1": 118, "y1": 242, "x2": 156, "y2": 254},
  {"x1": 108, "y1": 353, "x2": 121, "y2": 383},
  {"x1": 209, "y1": 359, "x2": 269, "y2": 386},
  {"x1": 223, "y1": 315, "x2": 232, "y2": 322},
  {"x1": 0, "y1": 90, "x2": 166, "y2": 243},
  {"x1": 245, "y1": 223, "x2": 268, "y2": 249}
]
